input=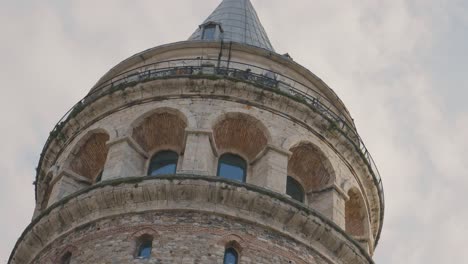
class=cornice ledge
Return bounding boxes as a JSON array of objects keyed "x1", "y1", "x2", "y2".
[{"x1": 10, "y1": 175, "x2": 373, "y2": 264}]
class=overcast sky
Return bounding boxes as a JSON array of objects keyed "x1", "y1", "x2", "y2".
[{"x1": 1, "y1": 0, "x2": 467, "y2": 263}]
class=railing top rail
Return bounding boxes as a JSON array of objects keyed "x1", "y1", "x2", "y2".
[{"x1": 93, "y1": 58, "x2": 351, "y2": 119}]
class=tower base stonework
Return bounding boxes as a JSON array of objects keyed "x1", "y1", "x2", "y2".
[{"x1": 23, "y1": 177, "x2": 372, "y2": 264}]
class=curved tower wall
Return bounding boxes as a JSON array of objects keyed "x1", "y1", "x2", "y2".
[{"x1": 9, "y1": 2, "x2": 383, "y2": 264}]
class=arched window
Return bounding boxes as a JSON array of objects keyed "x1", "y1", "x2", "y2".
[
  {"x1": 60, "y1": 252, "x2": 72, "y2": 264},
  {"x1": 217, "y1": 154, "x2": 247, "y2": 183},
  {"x1": 136, "y1": 234, "x2": 153, "y2": 259},
  {"x1": 286, "y1": 176, "x2": 304, "y2": 203},
  {"x1": 223, "y1": 248, "x2": 239, "y2": 264},
  {"x1": 148, "y1": 151, "x2": 178, "y2": 176}
]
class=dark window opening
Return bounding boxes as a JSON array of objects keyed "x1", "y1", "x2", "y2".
[
  {"x1": 286, "y1": 176, "x2": 305, "y2": 203},
  {"x1": 223, "y1": 248, "x2": 239, "y2": 264},
  {"x1": 136, "y1": 235, "x2": 153, "y2": 259},
  {"x1": 148, "y1": 151, "x2": 178, "y2": 176},
  {"x1": 61, "y1": 252, "x2": 72, "y2": 264},
  {"x1": 95, "y1": 170, "x2": 103, "y2": 183},
  {"x1": 217, "y1": 154, "x2": 247, "y2": 183},
  {"x1": 202, "y1": 24, "x2": 217, "y2": 40}
]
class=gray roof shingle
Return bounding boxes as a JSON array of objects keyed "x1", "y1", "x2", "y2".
[{"x1": 189, "y1": 0, "x2": 275, "y2": 51}]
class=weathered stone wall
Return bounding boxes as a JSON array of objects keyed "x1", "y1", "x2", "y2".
[
  {"x1": 47, "y1": 97, "x2": 362, "y2": 227},
  {"x1": 10, "y1": 177, "x2": 373, "y2": 264},
  {"x1": 36, "y1": 79, "x2": 377, "y2": 250},
  {"x1": 91, "y1": 42, "x2": 354, "y2": 126},
  {"x1": 12, "y1": 34, "x2": 383, "y2": 264},
  {"x1": 35, "y1": 211, "x2": 329, "y2": 264}
]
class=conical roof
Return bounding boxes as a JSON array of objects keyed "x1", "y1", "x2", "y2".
[{"x1": 189, "y1": 0, "x2": 275, "y2": 51}]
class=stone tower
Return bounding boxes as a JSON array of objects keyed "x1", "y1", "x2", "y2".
[{"x1": 9, "y1": 0, "x2": 384, "y2": 263}]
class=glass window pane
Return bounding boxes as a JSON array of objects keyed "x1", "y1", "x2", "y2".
[
  {"x1": 148, "y1": 151, "x2": 178, "y2": 176},
  {"x1": 217, "y1": 154, "x2": 246, "y2": 183},
  {"x1": 150, "y1": 164, "x2": 176, "y2": 176},
  {"x1": 202, "y1": 25, "x2": 216, "y2": 40},
  {"x1": 286, "y1": 176, "x2": 304, "y2": 202},
  {"x1": 223, "y1": 248, "x2": 238, "y2": 264},
  {"x1": 138, "y1": 241, "x2": 152, "y2": 259}
]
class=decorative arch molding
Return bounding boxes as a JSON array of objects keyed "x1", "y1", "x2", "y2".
[
  {"x1": 130, "y1": 106, "x2": 194, "y2": 131},
  {"x1": 282, "y1": 136, "x2": 334, "y2": 161},
  {"x1": 65, "y1": 129, "x2": 110, "y2": 182},
  {"x1": 281, "y1": 134, "x2": 309, "y2": 150},
  {"x1": 287, "y1": 141, "x2": 336, "y2": 192},
  {"x1": 218, "y1": 234, "x2": 247, "y2": 253},
  {"x1": 212, "y1": 112, "x2": 271, "y2": 162},
  {"x1": 69, "y1": 128, "x2": 111, "y2": 151},
  {"x1": 129, "y1": 227, "x2": 160, "y2": 240},
  {"x1": 131, "y1": 107, "x2": 189, "y2": 154},
  {"x1": 341, "y1": 179, "x2": 356, "y2": 195}
]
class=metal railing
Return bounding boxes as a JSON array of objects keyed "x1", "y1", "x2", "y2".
[
  {"x1": 39, "y1": 58, "x2": 384, "y2": 239},
  {"x1": 91, "y1": 59, "x2": 353, "y2": 123}
]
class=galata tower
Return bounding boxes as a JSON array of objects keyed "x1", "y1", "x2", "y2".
[{"x1": 9, "y1": 0, "x2": 384, "y2": 263}]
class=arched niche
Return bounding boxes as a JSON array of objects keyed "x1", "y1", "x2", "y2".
[
  {"x1": 68, "y1": 130, "x2": 110, "y2": 182},
  {"x1": 213, "y1": 112, "x2": 270, "y2": 162},
  {"x1": 288, "y1": 142, "x2": 335, "y2": 193},
  {"x1": 345, "y1": 188, "x2": 368, "y2": 238},
  {"x1": 131, "y1": 108, "x2": 188, "y2": 154}
]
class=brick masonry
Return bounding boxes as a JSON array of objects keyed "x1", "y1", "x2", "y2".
[
  {"x1": 14, "y1": 177, "x2": 372, "y2": 264},
  {"x1": 37, "y1": 211, "x2": 328, "y2": 264}
]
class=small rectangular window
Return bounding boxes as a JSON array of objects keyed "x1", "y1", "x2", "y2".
[
  {"x1": 202, "y1": 25, "x2": 217, "y2": 40},
  {"x1": 136, "y1": 235, "x2": 153, "y2": 259}
]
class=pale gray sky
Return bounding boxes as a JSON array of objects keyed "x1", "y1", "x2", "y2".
[{"x1": 1, "y1": 0, "x2": 467, "y2": 263}]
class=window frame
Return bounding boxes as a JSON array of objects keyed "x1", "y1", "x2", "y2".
[
  {"x1": 147, "y1": 150, "x2": 179, "y2": 176},
  {"x1": 286, "y1": 176, "x2": 305, "y2": 203},
  {"x1": 202, "y1": 24, "x2": 217, "y2": 40},
  {"x1": 135, "y1": 234, "x2": 153, "y2": 259},
  {"x1": 223, "y1": 247, "x2": 239, "y2": 264},
  {"x1": 217, "y1": 153, "x2": 247, "y2": 183}
]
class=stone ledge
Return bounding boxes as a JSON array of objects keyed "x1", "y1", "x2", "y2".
[
  {"x1": 34, "y1": 78, "x2": 383, "y2": 246},
  {"x1": 10, "y1": 175, "x2": 373, "y2": 264}
]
